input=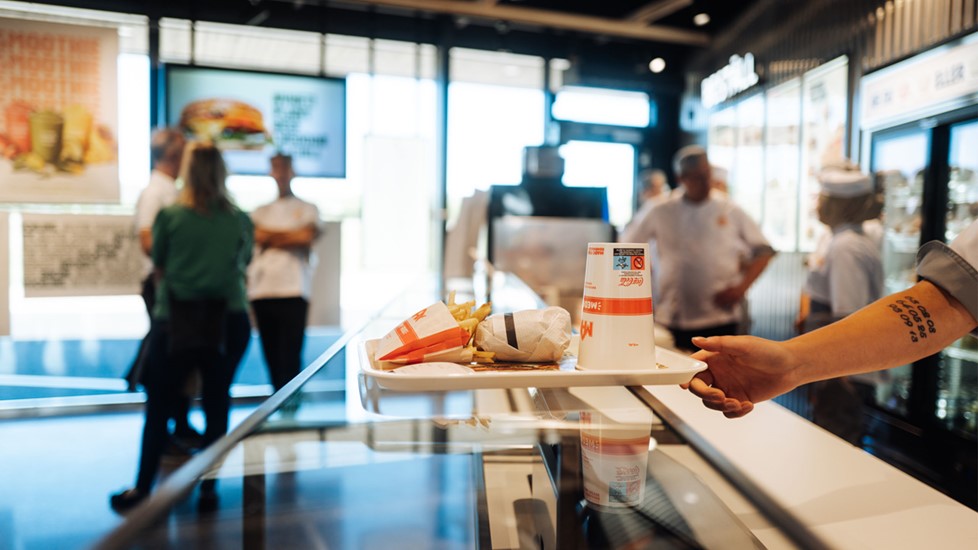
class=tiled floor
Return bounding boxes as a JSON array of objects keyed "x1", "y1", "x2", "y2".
[{"x1": 0, "y1": 406, "x2": 258, "y2": 550}]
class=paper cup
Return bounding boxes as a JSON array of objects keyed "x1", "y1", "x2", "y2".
[
  {"x1": 580, "y1": 408, "x2": 653, "y2": 508},
  {"x1": 577, "y1": 243, "x2": 656, "y2": 370}
]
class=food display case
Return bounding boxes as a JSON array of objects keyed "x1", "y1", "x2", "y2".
[
  {"x1": 862, "y1": 34, "x2": 978, "y2": 503},
  {"x1": 93, "y1": 273, "x2": 977, "y2": 550}
]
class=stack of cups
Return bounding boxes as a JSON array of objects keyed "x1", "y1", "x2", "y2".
[{"x1": 577, "y1": 242, "x2": 656, "y2": 371}]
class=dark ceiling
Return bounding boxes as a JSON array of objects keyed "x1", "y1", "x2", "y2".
[
  {"x1": 22, "y1": 0, "x2": 760, "y2": 89},
  {"x1": 25, "y1": 0, "x2": 756, "y2": 46}
]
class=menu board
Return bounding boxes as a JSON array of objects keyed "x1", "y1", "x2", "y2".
[
  {"x1": 799, "y1": 56, "x2": 848, "y2": 252},
  {"x1": 167, "y1": 65, "x2": 346, "y2": 177},
  {"x1": 0, "y1": 19, "x2": 119, "y2": 203},
  {"x1": 763, "y1": 79, "x2": 802, "y2": 251},
  {"x1": 22, "y1": 214, "x2": 142, "y2": 297}
]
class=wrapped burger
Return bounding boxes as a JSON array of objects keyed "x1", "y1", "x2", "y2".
[{"x1": 474, "y1": 307, "x2": 571, "y2": 362}]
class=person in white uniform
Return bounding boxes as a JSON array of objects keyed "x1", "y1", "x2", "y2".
[
  {"x1": 125, "y1": 128, "x2": 200, "y2": 448},
  {"x1": 685, "y1": 219, "x2": 978, "y2": 419},
  {"x1": 620, "y1": 145, "x2": 775, "y2": 351},
  {"x1": 248, "y1": 153, "x2": 321, "y2": 393},
  {"x1": 795, "y1": 164, "x2": 885, "y2": 443},
  {"x1": 798, "y1": 163, "x2": 884, "y2": 330}
]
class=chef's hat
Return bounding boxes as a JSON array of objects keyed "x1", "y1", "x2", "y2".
[{"x1": 818, "y1": 163, "x2": 873, "y2": 198}]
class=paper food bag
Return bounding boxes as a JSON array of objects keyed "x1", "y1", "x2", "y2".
[
  {"x1": 474, "y1": 307, "x2": 571, "y2": 362},
  {"x1": 375, "y1": 302, "x2": 471, "y2": 366}
]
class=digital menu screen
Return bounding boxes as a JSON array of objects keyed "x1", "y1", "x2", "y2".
[{"x1": 166, "y1": 65, "x2": 346, "y2": 177}]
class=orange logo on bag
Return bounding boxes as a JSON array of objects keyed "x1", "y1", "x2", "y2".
[
  {"x1": 588, "y1": 246, "x2": 605, "y2": 255},
  {"x1": 394, "y1": 322, "x2": 419, "y2": 344},
  {"x1": 580, "y1": 320, "x2": 594, "y2": 340},
  {"x1": 412, "y1": 308, "x2": 428, "y2": 322}
]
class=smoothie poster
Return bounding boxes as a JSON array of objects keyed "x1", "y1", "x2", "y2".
[
  {"x1": 166, "y1": 65, "x2": 346, "y2": 178},
  {"x1": 0, "y1": 19, "x2": 119, "y2": 203}
]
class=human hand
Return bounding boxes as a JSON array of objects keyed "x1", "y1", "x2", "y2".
[
  {"x1": 682, "y1": 335, "x2": 802, "y2": 418},
  {"x1": 713, "y1": 285, "x2": 745, "y2": 308}
]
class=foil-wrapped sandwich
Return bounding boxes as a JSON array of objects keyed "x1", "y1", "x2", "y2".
[{"x1": 474, "y1": 307, "x2": 571, "y2": 363}]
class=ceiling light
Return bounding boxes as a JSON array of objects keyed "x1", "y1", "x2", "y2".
[
  {"x1": 648, "y1": 57, "x2": 666, "y2": 73},
  {"x1": 693, "y1": 13, "x2": 711, "y2": 26}
]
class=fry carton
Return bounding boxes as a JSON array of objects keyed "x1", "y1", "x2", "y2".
[{"x1": 375, "y1": 302, "x2": 471, "y2": 365}]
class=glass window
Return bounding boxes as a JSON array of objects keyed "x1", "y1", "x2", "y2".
[
  {"x1": 560, "y1": 141, "x2": 634, "y2": 229},
  {"x1": 707, "y1": 106, "x2": 737, "y2": 180},
  {"x1": 449, "y1": 47, "x2": 544, "y2": 89},
  {"x1": 763, "y1": 79, "x2": 802, "y2": 252},
  {"x1": 733, "y1": 94, "x2": 765, "y2": 222},
  {"x1": 552, "y1": 86, "x2": 650, "y2": 128},
  {"x1": 446, "y1": 82, "x2": 545, "y2": 226}
]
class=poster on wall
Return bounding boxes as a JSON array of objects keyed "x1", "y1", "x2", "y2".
[
  {"x1": 0, "y1": 19, "x2": 119, "y2": 203},
  {"x1": 763, "y1": 79, "x2": 802, "y2": 252},
  {"x1": 166, "y1": 65, "x2": 346, "y2": 178},
  {"x1": 799, "y1": 56, "x2": 848, "y2": 252},
  {"x1": 22, "y1": 214, "x2": 142, "y2": 297}
]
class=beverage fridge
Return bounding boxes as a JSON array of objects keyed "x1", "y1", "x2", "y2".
[{"x1": 866, "y1": 109, "x2": 977, "y2": 508}]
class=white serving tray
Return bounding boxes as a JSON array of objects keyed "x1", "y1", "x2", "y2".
[{"x1": 359, "y1": 338, "x2": 706, "y2": 391}]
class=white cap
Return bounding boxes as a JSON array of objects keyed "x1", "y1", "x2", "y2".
[{"x1": 818, "y1": 166, "x2": 873, "y2": 198}]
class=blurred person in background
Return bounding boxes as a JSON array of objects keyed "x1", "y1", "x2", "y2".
[
  {"x1": 621, "y1": 145, "x2": 775, "y2": 352},
  {"x1": 638, "y1": 168, "x2": 669, "y2": 206},
  {"x1": 795, "y1": 162, "x2": 884, "y2": 444},
  {"x1": 797, "y1": 163, "x2": 884, "y2": 331},
  {"x1": 125, "y1": 128, "x2": 201, "y2": 453},
  {"x1": 248, "y1": 153, "x2": 321, "y2": 401},
  {"x1": 111, "y1": 142, "x2": 253, "y2": 513},
  {"x1": 684, "y1": 220, "x2": 977, "y2": 420}
]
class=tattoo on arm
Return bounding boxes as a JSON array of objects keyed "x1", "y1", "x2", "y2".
[{"x1": 887, "y1": 295, "x2": 937, "y2": 343}]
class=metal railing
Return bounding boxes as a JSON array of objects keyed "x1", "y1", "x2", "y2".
[{"x1": 90, "y1": 319, "x2": 368, "y2": 550}]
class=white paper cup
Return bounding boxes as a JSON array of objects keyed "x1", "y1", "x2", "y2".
[
  {"x1": 577, "y1": 242, "x2": 656, "y2": 370},
  {"x1": 580, "y1": 408, "x2": 652, "y2": 508}
]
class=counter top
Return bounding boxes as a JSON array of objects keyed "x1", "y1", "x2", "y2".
[{"x1": 648, "y1": 383, "x2": 978, "y2": 549}]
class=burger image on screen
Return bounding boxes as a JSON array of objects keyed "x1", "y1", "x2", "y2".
[{"x1": 179, "y1": 98, "x2": 270, "y2": 150}]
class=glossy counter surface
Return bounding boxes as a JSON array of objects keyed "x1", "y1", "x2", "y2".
[{"x1": 94, "y1": 274, "x2": 976, "y2": 549}]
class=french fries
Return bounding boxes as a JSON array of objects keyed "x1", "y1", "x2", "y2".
[{"x1": 447, "y1": 291, "x2": 495, "y2": 363}]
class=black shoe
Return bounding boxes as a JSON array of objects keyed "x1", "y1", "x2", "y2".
[{"x1": 110, "y1": 488, "x2": 147, "y2": 513}]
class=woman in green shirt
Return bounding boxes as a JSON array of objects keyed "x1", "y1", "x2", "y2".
[{"x1": 111, "y1": 142, "x2": 253, "y2": 512}]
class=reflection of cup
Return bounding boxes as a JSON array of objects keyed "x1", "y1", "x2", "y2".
[
  {"x1": 578, "y1": 242, "x2": 656, "y2": 370},
  {"x1": 29, "y1": 110, "x2": 64, "y2": 163},
  {"x1": 580, "y1": 406, "x2": 653, "y2": 508}
]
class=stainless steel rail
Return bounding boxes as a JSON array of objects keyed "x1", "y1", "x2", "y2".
[{"x1": 90, "y1": 318, "x2": 368, "y2": 550}]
